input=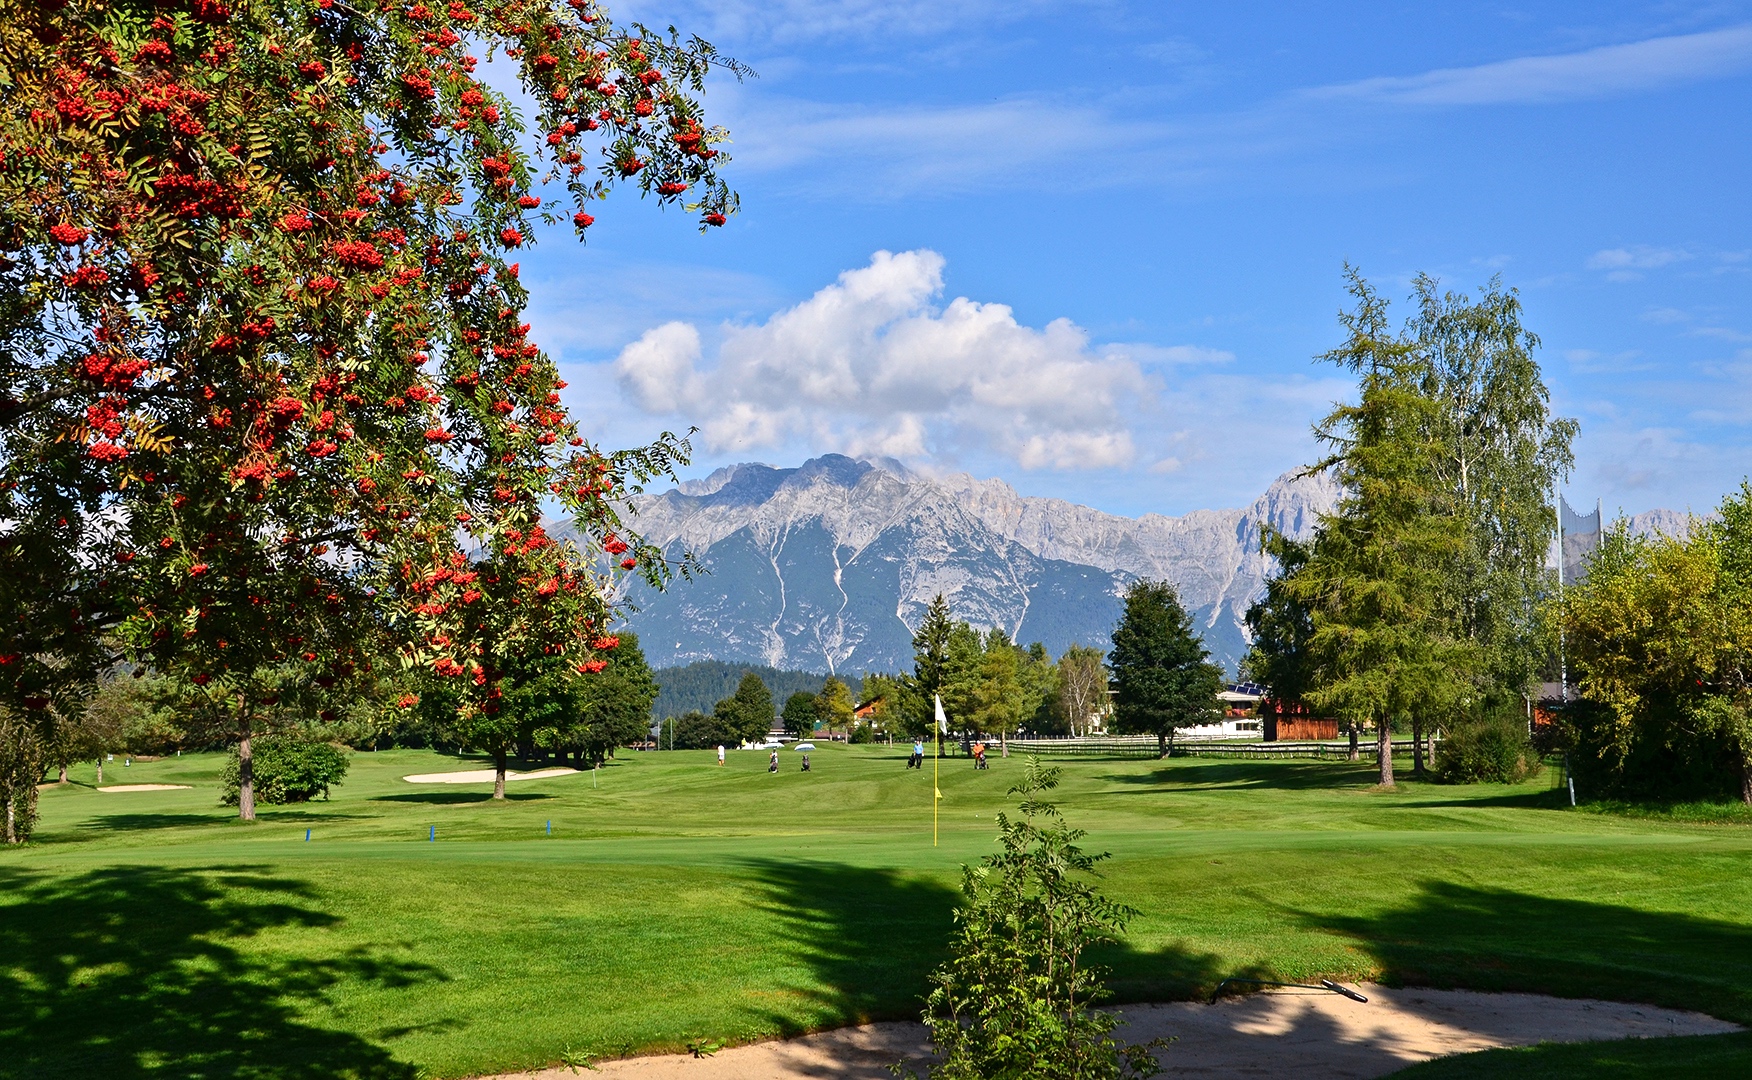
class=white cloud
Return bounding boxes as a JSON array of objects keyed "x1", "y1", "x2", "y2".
[
  {"x1": 702, "y1": 24, "x2": 1752, "y2": 200},
  {"x1": 1586, "y1": 245, "x2": 1693, "y2": 281},
  {"x1": 1309, "y1": 24, "x2": 1752, "y2": 106},
  {"x1": 611, "y1": 250, "x2": 1152, "y2": 470}
]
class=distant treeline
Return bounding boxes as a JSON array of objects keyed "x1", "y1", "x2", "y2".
[{"x1": 651, "y1": 662, "x2": 864, "y2": 720}]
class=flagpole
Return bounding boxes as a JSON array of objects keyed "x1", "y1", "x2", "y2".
[{"x1": 933, "y1": 695, "x2": 947, "y2": 847}]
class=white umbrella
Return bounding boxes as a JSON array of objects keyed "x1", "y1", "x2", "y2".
[{"x1": 793, "y1": 742, "x2": 816, "y2": 751}]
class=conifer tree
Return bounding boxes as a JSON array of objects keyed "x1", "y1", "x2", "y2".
[{"x1": 1108, "y1": 580, "x2": 1222, "y2": 758}]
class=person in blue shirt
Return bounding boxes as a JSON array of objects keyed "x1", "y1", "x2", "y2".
[{"x1": 909, "y1": 740, "x2": 924, "y2": 769}]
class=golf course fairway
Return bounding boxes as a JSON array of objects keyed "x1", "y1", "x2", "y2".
[{"x1": 4, "y1": 743, "x2": 1750, "y2": 1078}]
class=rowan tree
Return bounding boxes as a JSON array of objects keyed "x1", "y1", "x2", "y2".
[{"x1": 0, "y1": 0, "x2": 740, "y2": 821}]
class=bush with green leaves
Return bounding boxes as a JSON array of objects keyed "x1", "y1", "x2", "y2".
[
  {"x1": 220, "y1": 736, "x2": 350, "y2": 807},
  {"x1": 1435, "y1": 710, "x2": 1543, "y2": 784},
  {"x1": 905, "y1": 758, "x2": 1165, "y2": 1080}
]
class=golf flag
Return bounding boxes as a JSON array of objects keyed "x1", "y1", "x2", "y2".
[{"x1": 932, "y1": 695, "x2": 946, "y2": 846}]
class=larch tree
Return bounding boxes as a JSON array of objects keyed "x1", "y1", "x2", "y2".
[
  {"x1": 1287, "y1": 270, "x2": 1474, "y2": 788},
  {"x1": 911, "y1": 593, "x2": 954, "y2": 756},
  {"x1": 971, "y1": 627, "x2": 1022, "y2": 757}
]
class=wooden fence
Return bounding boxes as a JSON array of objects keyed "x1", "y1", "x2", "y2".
[{"x1": 1003, "y1": 735, "x2": 1431, "y2": 760}]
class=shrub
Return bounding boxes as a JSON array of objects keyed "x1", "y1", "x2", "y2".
[
  {"x1": 905, "y1": 758, "x2": 1166, "y2": 1080},
  {"x1": 849, "y1": 722, "x2": 877, "y2": 744},
  {"x1": 220, "y1": 735, "x2": 350, "y2": 806},
  {"x1": 1435, "y1": 711, "x2": 1542, "y2": 784}
]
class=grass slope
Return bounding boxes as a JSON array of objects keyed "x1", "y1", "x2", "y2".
[{"x1": 2, "y1": 745, "x2": 1749, "y2": 1078}]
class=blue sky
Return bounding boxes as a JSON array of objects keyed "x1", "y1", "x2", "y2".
[{"x1": 515, "y1": 1, "x2": 1752, "y2": 520}]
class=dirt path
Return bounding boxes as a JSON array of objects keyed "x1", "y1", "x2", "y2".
[{"x1": 480, "y1": 985, "x2": 1740, "y2": 1079}]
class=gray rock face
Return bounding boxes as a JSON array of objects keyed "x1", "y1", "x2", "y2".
[{"x1": 613, "y1": 455, "x2": 1342, "y2": 677}]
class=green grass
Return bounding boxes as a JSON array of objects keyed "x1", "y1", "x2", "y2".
[{"x1": 3, "y1": 745, "x2": 1749, "y2": 1078}]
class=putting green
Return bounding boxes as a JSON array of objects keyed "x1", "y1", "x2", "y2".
[{"x1": 3, "y1": 743, "x2": 1749, "y2": 1079}]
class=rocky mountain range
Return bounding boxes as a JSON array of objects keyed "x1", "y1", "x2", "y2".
[{"x1": 610, "y1": 455, "x2": 1343, "y2": 677}]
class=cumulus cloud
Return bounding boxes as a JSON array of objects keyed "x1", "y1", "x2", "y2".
[
  {"x1": 612, "y1": 250, "x2": 1152, "y2": 470},
  {"x1": 1586, "y1": 245, "x2": 1692, "y2": 281}
]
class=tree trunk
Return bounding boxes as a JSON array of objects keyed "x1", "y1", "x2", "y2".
[
  {"x1": 237, "y1": 730, "x2": 257, "y2": 821},
  {"x1": 1739, "y1": 745, "x2": 1752, "y2": 808},
  {"x1": 3, "y1": 794, "x2": 14, "y2": 845},
  {"x1": 57, "y1": 763, "x2": 68, "y2": 784},
  {"x1": 1377, "y1": 719, "x2": 1394, "y2": 788},
  {"x1": 1348, "y1": 724, "x2": 1359, "y2": 761},
  {"x1": 1157, "y1": 730, "x2": 1168, "y2": 759},
  {"x1": 936, "y1": 731, "x2": 944, "y2": 759},
  {"x1": 1411, "y1": 718, "x2": 1425, "y2": 777},
  {"x1": 1000, "y1": 730, "x2": 1008, "y2": 758},
  {"x1": 493, "y1": 750, "x2": 507, "y2": 800},
  {"x1": 95, "y1": 758, "x2": 103, "y2": 784}
]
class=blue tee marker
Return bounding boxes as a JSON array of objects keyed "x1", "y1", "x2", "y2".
[
  {"x1": 304, "y1": 828, "x2": 311, "y2": 842},
  {"x1": 429, "y1": 825, "x2": 435, "y2": 842},
  {"x1": 546, "y1": 820, "x2": 552, "y2": 836}
]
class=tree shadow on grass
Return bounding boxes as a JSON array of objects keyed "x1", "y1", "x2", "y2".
[
  {"x1": 1296, "y1": 880, "x2": 1752, "y2": 1025},
  {"x1": 372, "y1": 791, "x2": 556, "y2": 803},
  {"x1": 736, "y1": 858, "x2": 1253, "y2": 1078},
  {"x1": 0, "y1": 864, "x2": 443, "y2": 1079},
  {"x1": 1100, "y1": 759, "x2": 1381, "y2": 792}
]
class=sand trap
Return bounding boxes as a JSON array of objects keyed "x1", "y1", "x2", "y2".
[
  {"x1": 96, "y1": 784, "x2": 193, "y2": 793},
  {"x1": 402, "y1": 768, "x2": 580, "y2": 785},
  {"x1": 478, "y1": 985, "x2": 1741, "y2": 1080}
]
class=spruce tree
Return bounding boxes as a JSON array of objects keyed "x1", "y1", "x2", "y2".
[{"x1": 1108, "y1": 581, "x2": 1223, "y2": 758}]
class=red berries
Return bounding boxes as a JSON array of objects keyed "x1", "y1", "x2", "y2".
[
  {"x1": 703, "y1": 212, "x2": 726, "y2": 227},
  {"x1": 620, "y1": 557, "x2": 637, "y2": 570},
  {"x1": 331, "y1": 240, "x2": 384, "y2": 270},
  {"x1": 49, "y1": 222, "x2": 89, "y2": 245},
  {"x1": 657, "y1": 181, "x2": 687, "y2": 195},
  {"x1": 573, "y1": 212, "x2": 594, "y2": 228},
  {"x1": 518, "y1": 195, "x2": 541, "y2": 208},
  {"x1": 499, "y1": 228, "x2": 523, "y2": 247}
]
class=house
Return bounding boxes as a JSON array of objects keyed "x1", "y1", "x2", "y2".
[{"x1": 1261, "y1": 697, "x2": 1340, "y2": 741}]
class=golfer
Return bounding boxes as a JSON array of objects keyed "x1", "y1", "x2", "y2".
[
  {"x1": 768, "y1": 749, "x2": 779, "y2": 773},
  {"x1": 911, "y1": 740, "x2": 925, "y2": 769},
  {"x1": 717, "y1": 744, "x2": 725, "y2": 766}
]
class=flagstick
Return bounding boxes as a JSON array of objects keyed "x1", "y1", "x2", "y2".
[{"x1": 934, "y1": 742, "x2": 939, "y2": 847}]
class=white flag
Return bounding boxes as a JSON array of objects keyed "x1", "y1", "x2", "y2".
[{"x1": 935, "y1": 694, "x2": 948, "y2": 735}]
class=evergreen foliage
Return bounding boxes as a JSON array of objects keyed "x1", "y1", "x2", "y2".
[
  {"x1": 651, "y1": 663, "x2": 858, "y2": 722},
  {"x1": 1281, "y1": 270, "x2": 1476, "y2": 786},
  {"x1": 1107, "y1": 580, "x2": 1223, "y2": 758}
]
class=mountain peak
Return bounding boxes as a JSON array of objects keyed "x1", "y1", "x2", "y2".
[{"x1": 622, "y1": 461, "x2": 1346, "y2": 676}]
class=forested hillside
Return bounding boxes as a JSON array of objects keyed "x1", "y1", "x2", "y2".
[{"x1": 650, "y1": 663, "x2": 865, "y2": 721}]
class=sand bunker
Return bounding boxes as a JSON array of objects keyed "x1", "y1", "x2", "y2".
[
  {"x1": 480, "y1": 984, "x2": 1741, "y2": 1080},
  {"x1": 402, "y1": 768, "x2": 580, "y2": 785},
  {"x1": 96, "y1": 784, "x2": 194, "y2": 793}
]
